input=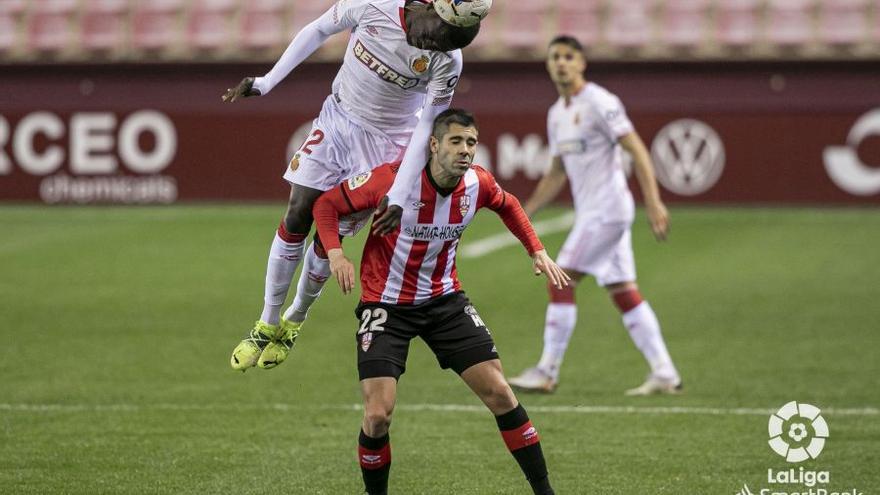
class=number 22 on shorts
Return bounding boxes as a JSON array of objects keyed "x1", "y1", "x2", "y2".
[{"x1": 358, "y1": 308, "x2": 388, "y2": 334}]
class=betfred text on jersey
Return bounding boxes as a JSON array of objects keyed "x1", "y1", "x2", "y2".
[{"x1": 353, "y1": 41, "x2": 419, "y2": 90}]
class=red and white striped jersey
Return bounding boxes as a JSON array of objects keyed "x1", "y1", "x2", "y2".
[{"x1": 314, "y1": 162, "x2": 543, "y2": 305}]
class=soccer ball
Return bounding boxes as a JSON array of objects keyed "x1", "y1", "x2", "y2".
[{"x1": 433, "y1": 0, "x2": 492, "y2": 28}]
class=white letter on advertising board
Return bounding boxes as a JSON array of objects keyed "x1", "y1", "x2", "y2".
[
  {"x1": 13, "y1": 112, "x2": 64, "y2": 176},
  {"x1": 496, "y1": 133, "x2": 549, "y2": 181},
  {"x1": 119, "y1": 111, "x2": 177, "y2": 173},
  {"x1": 71, "y1": 112, "x2": 118, "y2": 174}
]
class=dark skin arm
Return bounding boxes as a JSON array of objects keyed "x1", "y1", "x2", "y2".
[
  {"x1": 372, "y1": 196, "x2": 403, "y2": 235},
  {"x1": 221, "y1": 77, "x2": 262, "y2": 102}
]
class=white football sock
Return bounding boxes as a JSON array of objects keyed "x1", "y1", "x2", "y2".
[
  {"x1": 260, "y1": 232, "x2": 305, "y2": 325},
  {"x1": 622, "y1": 301, "x2": 679, "y2": 381},
  {"x1": 536, "y1": 303, "x2": 577, "y2": 379},
  {"x1": 284, "y1": 241, "x2": 331, "y2": 323}
]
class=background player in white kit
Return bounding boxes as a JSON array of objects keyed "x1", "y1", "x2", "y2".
[
  {"x1": 221, "y1": 0, "x2": 490, "y2": 371},
  {"x1": 507, "y1": 35, "x2": 683, "y2": 396}
]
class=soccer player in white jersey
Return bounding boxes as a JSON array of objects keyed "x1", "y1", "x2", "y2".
[
  {"x1": 313, "y1": 109, "x2": 566, "y2": 495},
  {"x1": 222, "y1": 0, "x2": 489, "y2": 371},
  {"x1": 507, "y1": 36, "x2": 683, "y2": 396}
]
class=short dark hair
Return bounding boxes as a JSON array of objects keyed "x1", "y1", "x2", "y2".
[
  {"x1": 438, "y1": 22, "x2": 480, "y2": 50},
  {"x1": 549, "y1": 35, "x2": 584, "y2": 54},
  {"x1": 432, "y1": 108, "x2": 479, "y2": 139}
]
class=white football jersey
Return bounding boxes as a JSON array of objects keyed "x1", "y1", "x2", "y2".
[
  {"x1": 329, "y1": 0, "x2": 463, "y2": 145},
  {"x1": 547, "y1": 82, "x2": 635, "y2": 223}
]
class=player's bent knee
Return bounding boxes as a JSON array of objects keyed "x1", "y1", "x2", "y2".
[
  {"x1": 484, "y1": 383, "x2": 518, "y2": 415},
  {"x1": 363, "y1": 407, "x2": 393, "y2": 436},
  {"x1": 608, "y1": 284, "x2": 643, "y2": 313},
  {"x1": 283, "y1": 186, "x2": 323, "y2": 233},
  {"x1": 283, "y1": 203, "x2": 314, "y2": 234}
]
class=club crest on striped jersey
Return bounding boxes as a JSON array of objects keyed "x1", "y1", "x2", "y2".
[
  {"x1": 348, "y1": 172, "x2": 372, "y2": 190},
  {"x1": 458, "y1": 194, "x2": 471, "y2": 216},
  {"x1": 411, "y1": 55, "x2": 430, "y2": 74}
]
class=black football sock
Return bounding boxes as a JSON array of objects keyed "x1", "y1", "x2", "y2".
[
  {"x1": 358, "y1": 429, "x2": 391, "y2": 495},
  {"x1": 496, "y1": 404, "x2": 554, "y2": 495}
]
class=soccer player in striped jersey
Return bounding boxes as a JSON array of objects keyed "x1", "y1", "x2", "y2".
[
  {"x1": 222, "y1": 0, "x2": 486, "y2": 371},
  {"x1": 507, "y1": 35, "x2": 682, "y2": 396},
  {"x1": 313, "y1": 109, "x2": 567, "y2": 495}
]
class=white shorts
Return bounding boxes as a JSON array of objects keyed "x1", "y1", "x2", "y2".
[
  {"x1": 556, "y1": 220, "x2": 636, "y2": 287},
  {"x1": 284, "y1": 95, "x2": 406, "y2": 190},
  {"x1": 284, "y1": 95, "x2": 406, "y2": 235}
]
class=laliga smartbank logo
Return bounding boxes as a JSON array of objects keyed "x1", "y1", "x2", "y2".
[
  {"x1": 734, "y1": 402, "x2": 863, "y2": 495},
  {"x1": 768, "y1": 401, "x2": 828, "y2": 462}
]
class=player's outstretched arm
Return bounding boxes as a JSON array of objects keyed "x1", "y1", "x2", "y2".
[
  {"x1": 620, "y1": 131, "x2": 669, "y2": 241},
  {"x1": 532, "y1": 249, "x2": 570, "y2": 290},
  {"x1": 222, "y1": 1, "x2": 361, "y2": 101},
  {"x1": 523, "y1": 156, "x2": 567, "y2": 218}
]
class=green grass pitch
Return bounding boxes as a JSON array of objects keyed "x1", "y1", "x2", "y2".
[{"x1": 1, "y1": 205, "x2": 878, "y2": 494}]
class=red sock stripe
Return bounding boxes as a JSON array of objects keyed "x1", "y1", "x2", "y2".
[
  {"x1": 358, "y1": 444, "x2": 391, "y2": 470},
  {"x1": 548, "y1": 282, "x2": 575, "y2": 303},
  {"x1": 277, "y1": 222, "x2": 306, "y2": 243},
  {"x1": 612, "y1": 289, "x2": 643, "y2": 313},
  {"x1": 500, "y1": 421, "x2": 540, "y2": 452}
]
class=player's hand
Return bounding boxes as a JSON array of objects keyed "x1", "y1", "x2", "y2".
[
  {"x1": 372, "y1": 196, "x2": 403, "y2": 236},
  {"x1": 646, "y1": 200, "x2": 670, "y2": 241},
  {"x1": 221, "y1": 77, "x2": 261, "y2": 102},
  {"x1": 532, "y1": 249, "x2": 570, "y2": 289},
  {"x1": 328, "y1": 248, "x2": 356, "y2": 295}
]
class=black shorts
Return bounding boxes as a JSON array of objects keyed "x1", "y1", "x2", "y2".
[{"x1": 355, "y1": 291, "x2": 499, "y2": 381}]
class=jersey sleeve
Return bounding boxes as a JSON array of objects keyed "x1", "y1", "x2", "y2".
[
  {"x1": 425, "y1": 50, "x2": 463, "y2": 108},
  {"x1": 473, "y1": 166, "x2": 544, "y2": 256},
  {"x1": 329, "y1": 0, "x2": 373, "y2": 31},
  {"x1": 313, "y1": 165, "x2": 393, "y2": 251},
  {"x1": 474, "y1": 165, "x2": 506, "y2": 211},
  {"x1": 595, "y1": 93, "x2": 635, "y2": 140}
]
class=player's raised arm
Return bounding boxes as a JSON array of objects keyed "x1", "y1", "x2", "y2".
[
  {"x1": 222, "y1": 0, "x2": 366, "y2": 102},
  {"x1": 372, "y1": 51, "x2": 464, "y2": 235},
  {"x1": 619, "y1": 131, "x2": 670, "y2": 241}
]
